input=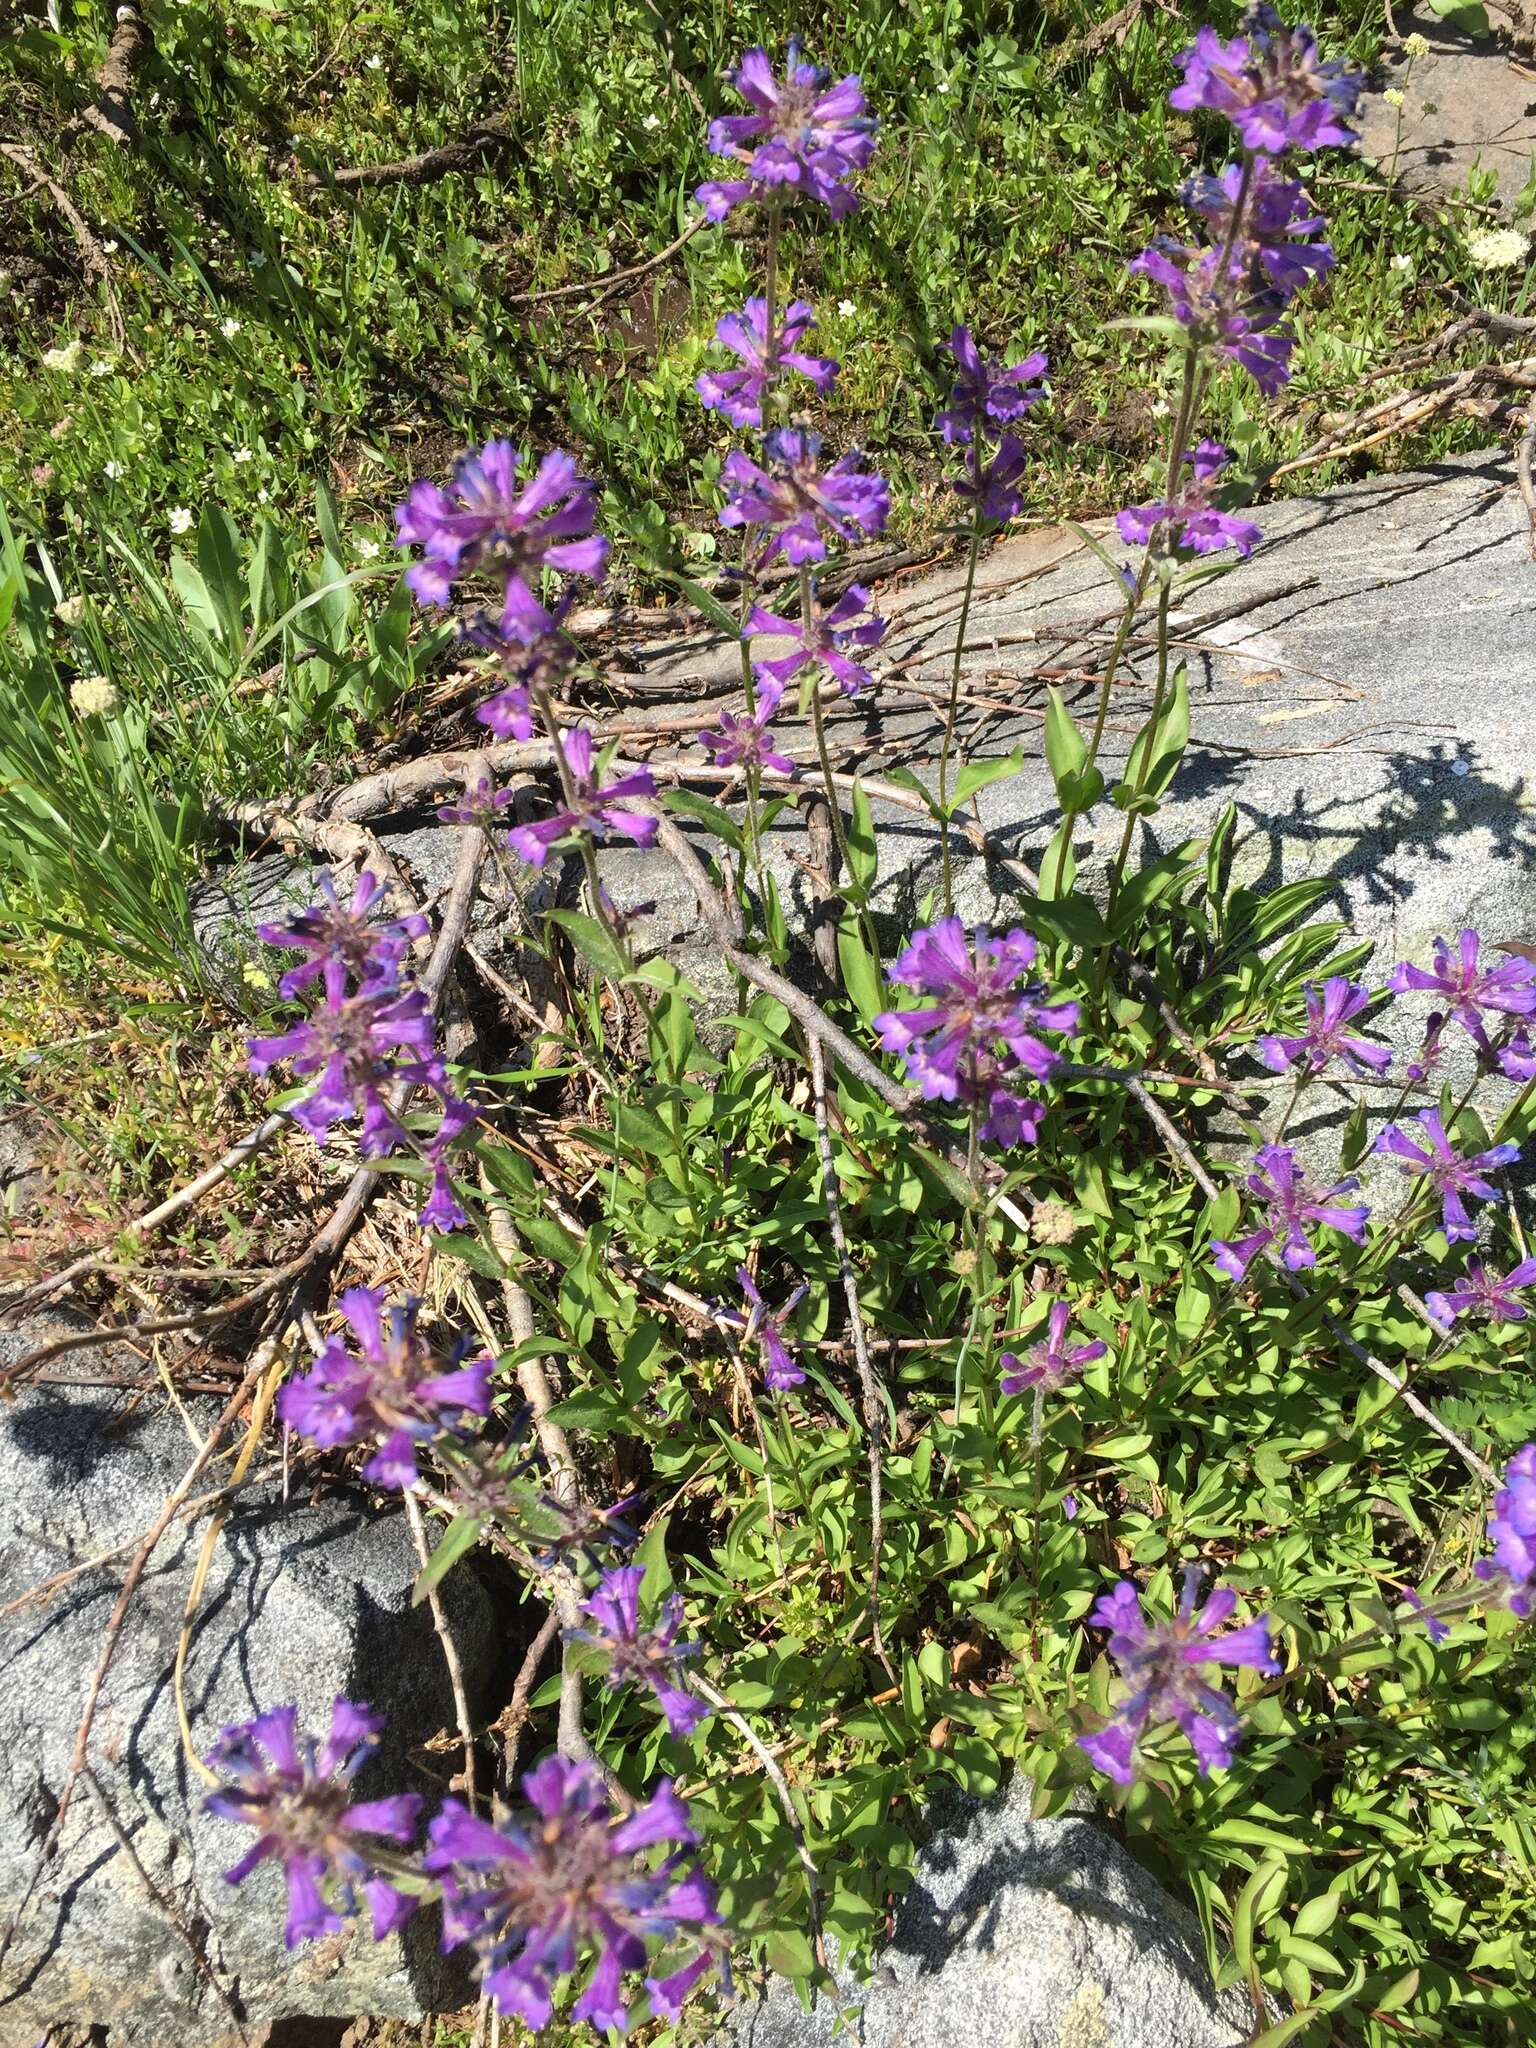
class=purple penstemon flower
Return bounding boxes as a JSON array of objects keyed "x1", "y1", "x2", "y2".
[
  {"x1": 438, "y1": 777, "x2": 516, "y2": 827},
  {"x1": 1257, "y1": 974, "x2": 1391, "y2": 1078},
  {"x1": 747, "y1": 582, "x2": 887, "y2": 697},
  {"x1": 695, "y1": 297, "x2": 838, "y2": 429},
  {"x1": 719, "y1": 427, "x2": 889, "y2": 566},
  {"x1": 1131, "y1": 238, "x2": 1295, "y2": 395},
  {"x1": 1170, "y1": 10, "x2": 1363, "y2": 156},
  {"x1": 204, "y1": 1699, "x2": 420, "y2": 1947},
  {"x1": 699, "y1": 672, "x2": 799, "y2": 775},
  {"x1": 257, "y1": 871, "x2": 428, "y2": 1001},
  {"x1": 1000, "y1": 1301, "x2": 1106, "y2": 1397},
  {"x1": 1476, "y1": 1443, "x2": 1536, "y2": 1617},
  {"x1": 467, "y1": 612, "x2": 578, "y2": 743},
  {"x1": 1373, "y1": 1108, "x2": 1520, "y2": 1244},
  {"x1": 1078, "y1": 1566, "x2": 1279, "y2": 1784},
  {"x1": 247, "y1": 979, "x2": 450, "y2": 1155},
  {"x1": 954, "y1": 432, "x2": 1031, "y2": 527},
  {"x1": 1187, "y1": 159, "x2": 1336, "y2": 301},
  {"x1": 418, "y1": 1094, "x2": 478, "y2": 1236},
  {"x1": 873, "y1": 918, "x2": 1080, "y2": 1144},
  {"x1": 1387, "y1": 929, "x2": 1536, "y2": 1058},
  {"x1": 1425, "y1": 1256, "x2": 1536, "y2": 1327},
  {"x1": 736, "y1": 1267, "x2": 808, "y2": 1389},
  {"x1": 935, "y1": 327, "x2": 1047, "y2": 445},
  {"x1": 395, "y1": 440, "x2": 608, "y2": 645},
  {"x1": 1210, "y1": 1144, "x2": 1369, "y2": 1280},
  {"x1": 425, "y1": 1758, "x2": 720, "y2": 2032},
  {"x1": 505, "y1": 727, "x2": 658, "y2": 868},
  {"x1": 571, "y1": 1566, "x2": 708, "y2": 1740},
  {"x1": 697, "y1": 42, "x2": 876, "y2": 223},
  {"x1": 278, "y1": 1286, "x2": 493, "y2": 1488},
  {"x1": 1116, "y1": 439, "x2": 1261, "y2": 560},
  {"x1": 1500, "y1": 1025, "x2": 1536, "y2": 1080}
]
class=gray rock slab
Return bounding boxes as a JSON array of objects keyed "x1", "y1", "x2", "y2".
[
  {"x1": 1358, "y1": 6, "x2": 1536, "y2": 211},
  {"x1": 0, "y1": 1324, "x2": 494, "y2": 2048},
  {"x1": 723, "y1": 1778, "x2": 1251, "y2": 2048}
]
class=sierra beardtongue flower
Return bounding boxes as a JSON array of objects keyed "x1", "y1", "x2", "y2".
[
  {"x1": 395, "y1": 440, "x2": 607, "y2": 644},
  {"x1": 1171, "y1": 8, "x2": 1363, "y2": 155},
  {"x1": 720, "y1": 427, "x2": 889, "y2": 565},
  {"x1": 257, "y1": 870, "x2": 427, "y2": 1001},
  {"x1": 736, "y1": 1267, "x2": 808, "y2": 1389},
  {"x1": 695, "y1": 297, "x2": 838, "y2": 428},
  {"x1": 1476, "y1": 1444, "x2": 1536, "y2": 1616},
  {"x1": 425, "y1": 1758, "x2": 720, "y2": 2031},
  {"x1": 572, "y1": 1566, "x2": 708, "y2": 1739},
  {"x1": 698, "y1": 671, "x2": 798, "y2": 775},
  {"x1": 747, "y1": 582, "x2": 887, "y2": 697},
  {"x1": 1117, "y1": 440, "x2": 1261, "y2": 560},
  {"x1": 1210, "y1": 1143, "x2": 1369, "y2": 1280},
  {"x1": 935, "y1": 326, "x2": 1047, "y2": 445},
  {"x1": 205, "y1": 1699, "x2": 420, "y2": 1946},
  {"x1": 1187, "y1": 158, "x2": 1336, "y2": 299},
  {"x1": 1078, "y1": 1567, "x2": 1279, "y2": 1784},
  {"x1": 438, "y1": 778, "x2": 515, "y2": 827},
  {"x1": 874, "y1": 917, "x2": 1080, "y2": 1146},
  {"x1": 1387, "y1": 928, "x2": 1536, "y2": 1060},
  {"x1": 1000, "y1": 1301, "x2": 1106, "y2": 1396},
  {"x1": 505, "y1": 727, "x2": 658, "y2": 868},
  {"x1": 1373, "y1": 1108, "x2": 1519, "y2": 1244},
  {"x1": 1425, "y1": 1256, "x2": 1536, "y2": 1327},
  {"x1": 247, "y1": 978, "x2": 452, "y2": 1156},
  {"x1": 278, "y1": 1286, "x2": 492, "y2": 1489},
  {"x1": 1257, "y1": 974, "x2": 1391, "y2": 1078},
  {"x1": 696, "y1": 42, "x2": 876, "y2": 223}
]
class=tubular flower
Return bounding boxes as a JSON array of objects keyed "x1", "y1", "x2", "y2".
[
  {"x1": 395, "y1": 440, "x2": 608, "y2": 644},
  {"x1": 437, "y1": 778, "x2": 516, "y2": 827},
  {"x1": 695, "y1": 298, "x2": 838, "y2": 428},
  {"x1": 277, "y1": 1286, "x2": 493, "y2": 1488},
  {"x1": 873, "y1": 918, "x2": 1080, "y2": 1145},
  {"x1": 1373, "y1": 1109, "x2": 1520, "y2": 1244},
  {"x1": 1078, "y1": 1567, "x2": 1279, "y2": 1784},
  {"x1": 1425, "y1": 1256, "x2": 1536, "y2": 1327},
  {"x1": 1186, "y1": 159, "x2": 1336, "y2": 300},
  {"x1": 954, "y1": 432, "x2": 1031, "y2": 526},
  {"x1": 1500, "y1": 1025, "x2": 1536, "y2": 1080},
  {"x1": 1210, "y1": 1144, "x2": 1369, "y2": 1281},
  {"x1": 935, "y1": 327, "x2": 1047, "y2": 445},
  {"x1": 424, "y1": 1759, "x2": 720, "y2": 2033},
  {"x1": 1170, "y1": 9, "x2": 1363, "y2": 155},
  {"x1": 257, "y1": 871, "x2": 428, "y2": 1001},
  {"x1": 1476, "y1": 1444, "x2": 1536, "y2": 1616},
  {"x1": 699, "y1": 672, "x2": 798, "y2": 775},
  {"x1": 697, "y1": 42, "x2": 876, "y2": 222},
  {"x1": 247, "y1": 982, "x2": 453, "y2": 1155},
  {"x1": 1131, "y1": 239, "x2": 1295, "y2": 395},
  {"x1": 205, "y1": 1699, "x2": 420, "y2": 1947},
  {"x1": 469, "y1": 615, "x2": 579, "y2": 743},
  {"x1": 1256, "y1": 974, "x2": 1391, "y2": 1078},
  {"x1": 571, "y1": 1566, "x2": 708, "y2": 1739},
  {"x1": 719, "y1": 427, "x2": 890, "y2": 565},
  {"x1": 1116, "y1": 439, "x2": 1261, "y2": 559},
  {"x1": 505, "y1": 727, "x2": 658, "y2": 868},
  {"x1": 1387, "y1": 928, "x2": 1536, "y2": 1057},
  {"x1": 736, "y1": 1267, "x2": 808, "y2": 1389},
  {"x1": 1000, "y1": 1301, "x2": 1106, "y2": 1397},
  {"x1": 747, "y1": 583, "x2": 887, "y2": 697}
]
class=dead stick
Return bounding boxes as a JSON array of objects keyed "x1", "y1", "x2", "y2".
[
  {"x1": 405, "y1": 1489, "x2": 480, "y2": 1811},
  {"x1": 507, "y1": 216, "x2": 706, "y2": 308}
]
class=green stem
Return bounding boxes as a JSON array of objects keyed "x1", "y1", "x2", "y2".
[{"x1": 937, "y1": 525, "x2": 983, "y2": 915}]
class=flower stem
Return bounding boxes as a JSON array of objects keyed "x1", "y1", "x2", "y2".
[{"x1": 937, "y1": 523, "x2": 982, "y2": 915}]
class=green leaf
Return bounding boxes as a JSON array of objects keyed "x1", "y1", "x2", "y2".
[
  {"x1": 953, "y1": 749, "x2": 1025, "y2": 807},
  {"x1": 1112, "y1": 666, "x2": 1189, "y2": 816},
  {"x1": 1042, "y1": 688, "x2": 1105, "y2": 813},
  {"x1": 197, "y1": 506, "x2": 247, "y2": 652},
  {"x1": 543, "y1": 1388, "x2": 631, "y2": 1432},
  {"x1": 846, "y1": 778, "x2": 878, "y2": 900},
  {"x1": 837, "y1": 911, "x2": 884, "y2": 1022},
  {"x1": 663, "y1": 788, "x2": 744, "y2": 852},
  {"x1": 411, "y1": 1514, "x2": 484, "y2": 1603},
  {"x1": 1231, "y1": 1860, "x2": 1287, "y2": 1985},
  {"x1": 547, "y1": 908, "x2": 628, "y2": 981},
  {"x1": 763, "y1": 1928, "x2": 819, "y2": 1979},
  {"x1": 1038, "y1": 817, "x2": 1076, "y2": 900}
]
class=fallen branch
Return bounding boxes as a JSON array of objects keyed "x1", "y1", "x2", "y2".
[
  {"x1": 507, "y1": 215, "x2": 706, "y2": 311},
  {"x1": 0, "y1": 141, "x2": 124, "y2": 344},
  {"x1": 405, "y1": 1489, "x2": 481, "y2": 1810},
  {"x1": 315, "y1": 121, "x2": 517, "y2": 190},
  {"x1": 74, "y1": 6, "x2": 153, "y2": 146}
]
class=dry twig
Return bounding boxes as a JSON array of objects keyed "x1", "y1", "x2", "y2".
[{"x1": 73, "y1": 6, "x2": 153, "y2": 145}]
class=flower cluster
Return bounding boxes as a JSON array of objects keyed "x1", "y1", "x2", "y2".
[
  {"x1": 505, "y1": 726, "x2": 659, "y2": 869},
  {"x1": 1000, "y1": 1300, "x2": 1106, "y2": 1397},
  {"x1": 874, "y1": 917, "x2": 1081, "y2": 1146},
  {"x1": 720, "y1": 427, "x2": 889, "y2": 566},
  {"x1": 1373, "y1": 1108, "x2": 1518, "y2": 1245},
  {"x1": 1478, "y1": 1445, "x2": 1536, "y2": 1617},
  {"x1": 1388, "y1": 927, "x2": 1536, "y2": 1076},
  {"x1": 748, "y1": 583, "x2": 887, "y2": 699},
  {"x1": 1211, "y1": 1144, "x2": 1369, "y2": 1281},
  {"x1": 1116, "y1": 440, "x2": 1261, "y2": 560},
  {"x1": 695, "y1": 298, "x2": 837, "y2": 429},
  {"x1": 1257, "y1": 974, "x2": 1390, "y2": 1079},
  {"x1": 735, "y1": 1267, "x2": 809, "y2": 1390},
  {"x1": 696, "y1": 42, "x2": 876, "y2": 222},
  {"x1": 938, "y1": 325, "x2": 1047, "y2": 527},
  {"x1": 571, "y1": 1566, "x2": 708, "y2": 1738}
]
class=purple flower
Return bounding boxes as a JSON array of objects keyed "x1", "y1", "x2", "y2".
[
  {"x1": 1187, "y1": 159, "x2": 1336, "y2": 300},
  {"x1": 257, "y1": 871, "x2": 428, "y2": 1001},
  {"x1": 1500, "y1": 1025, "x2": 1536, "y2": 1080},
  {"x1": 695, "y1": 298, "x2": 838, "y2": 428},
  {"x1": 424, "y1": 1759, "x2": 719, "y2": 2031},
  {"x1": 505, "y1": 727, "x2": 658, "y2": 868},
  {"x1": 572, "y1": 1566, "x2": 708, "y2": 1739},
  {"x1": 418, "y1": 1095, "x2": 478, "y2": 1236},
  {"x1": 737, "y1": 1267, "x2": 808, "y2": 1389},
  {"x1": 719, "y1": 427, "x2": 889, "y2": 566},
  {"x1": 1406, "y1": 1011, "x2": 1450, "y2": 1085},
  {"x1": 1078, "y1": 1566, "x2": 1279, "y2": 1784},
  {"x1": 1170, "y1": 11, "x2": 1363, "y2": 155},
  {"x1": 697, "y1": 42, "x2": 876, "y2": 223},
  {"x1": 873, "y1": 918, "x2": 1080, "y2": 1139},
  {"x1": 204, "y1": 1699, "x2": 420, "y2": 1947},
  {"x1": 1000, "y1": 1301, "x2": 1106, "y2": 1396},
  {"x1": 1425, "y1": 1256, "x2": 1536, "y2": 1327},
  {"x1": 277, "y1": 1286, "x2": 492, "y2": 1488},
  {"x1": 1387, "y1": 929, "x2": 1536, "y2": 1058},
  {"x1": 1131, "y1": 240, "x2": 1294, "y2": 395},
  {"x1": 699, "y1": 672, "x2": 799, "y2": 775},
  {"x1": 1373, "y1": 1109, "x2": 1520, "y2": 1244},
  {"x1": 1395, "y1": 1583, "x2": 1450, "y2": 1646},
  {"x1": 1256, "y1": 975, "x2": 1391, "y2": 1079},
  {"x1": 935, "y1": 327, "x2": 1047, "y2": 445},
  {"x1": 395, "y1": 441, "x2": 608, "y2": 645},
  {"x1": 247, "y1": 983, "x2": 449, "y2": 1154},
  {"x1": 438, "y1": 777, "x2": 515, "y2": 826},
  {"x1": 748, "y1": 583, "x2": 887, "y2": 697},
  {"x1": 953, "y1": 432, "x2": 1031, "y2": 527},
  {"x1": 1476, "y1": 1443, "x2": 1536, "y2": 1617},
  {"x1": 471, "y1": 619, "x2": 578, "y2": 742},
  {"x1": 1116, "y1": 439, "x2": 1261, "y2": 559},
  {"x1": 1210, "y1": 1144, "x2": 1369, "y2": 1281}
]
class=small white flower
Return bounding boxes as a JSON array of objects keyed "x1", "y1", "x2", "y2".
[
  {"x1": 54, "y1": 594, "x2": 86, "y2": 627},
  {"x1": 837, "y1": 297, "x2": 857, "y2": 317},
  {"x1": 1392, "y1": 253, "x2": 1414, "y2": 273},
  {"x1": 42, "y1": 339, "x2": 84, "y2": 373},
  {"x1": 89, "y1": 357, "x2": 113, "y2": 376},
  {"x1": 1404, "y1": 31, "x2": 1430, "y2": 59},
  {"x1": 1382, "y1": 87, "x2": 1405, "y2": 108},
  {"x1": 258, "y1": 486, "x2": 271, "y2": 503},
  {"x1": 233, "y1": 446, "x2": 253, "y2": 464},
  {"x1": 1466, "y1": 227, "x2": 1529, "y2": 270},
  {"x1": 70, "y1": 675, "x2": 118, "y2": 717},
  {"x1": 220, "y1": 316, "x2": 242, "y2": 338},
  {"x1": 103, "y1": 459, "x2": 125, "y2": 479},
  {"x1": 355, "y1": 536, "x2": 381, "y2": 559},
  {"x1": 250, "y1": 251, "x2": 267, "y2": 269},
  {"x1": 168, "y1": 505, "x2": 194, "y2": 535},
  {"x1": 101, "y1": 238, "x2": 119, "y2": 254},
  {"x1": 642, "y1": 112, "x2": 661, "y2": 130},
  {"x1": 365, "y1": 52, "x2": 383, "y2": 68},
  {"x1": 1150, "y1": 398, "x2": 1172, "y2": 418},
  {"x1": 936, "y1": 79, "x2": 951, "y2": 93}
]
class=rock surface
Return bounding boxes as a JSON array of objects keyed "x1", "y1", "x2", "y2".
[
  {"x1": 1359, "y1": 6, "x2": 1536, "y2": 211},
  {"x1": 723, "y1": 1778, "x2": 1252, "y2": 2048},
  {"x1": 0, "y1": 1325, "x2": 494, "y2": 2048}
]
